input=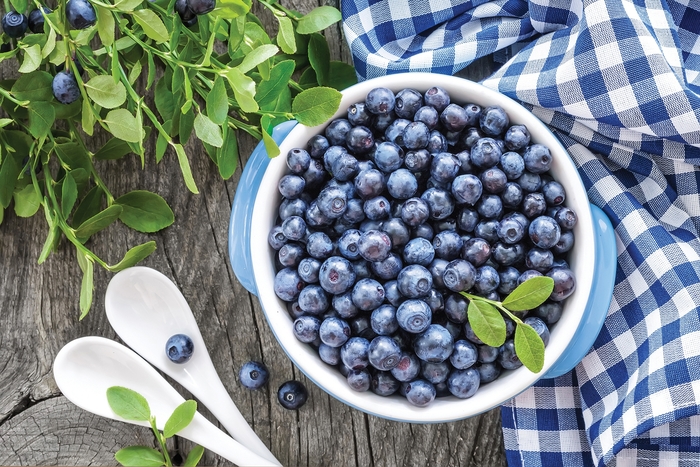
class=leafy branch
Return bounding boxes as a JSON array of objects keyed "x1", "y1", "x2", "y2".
[{"x1": 460, "y1": 276, "x2": 555, "y2": 372}]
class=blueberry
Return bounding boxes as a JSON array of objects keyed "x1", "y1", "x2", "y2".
[
  {"x1": 396, "y1": 299, "x2": 432, "y2": 333},
  {"x1": 383, "y1": 280, "x2": 404, "y2": 307},
  {"x1": 462, "y1": 103, "x2": 481, "y2": 126},
  {"x1": 373, "y1": 141, "x2": 404, "y2": 173},
  {"x1": 414, "y1": 324, "x2": 454, "y2": 363},
  {"x1": 403, "y1": 237, "x2": 435, "y2": 266},
  {"x1": 357, "y1": 229, "x2": 392, "y2": 262},
  {"x1": 500, "y1": 182, "x2": 523, "y2": 209},
  {"x1": 165, "y1": 334, "x2": 194, "y2": 363},
  {"x1": 353, "y1": 168, "x2": 386, "y2": 200},
  {"x1": 421, "y1": 187, "x2": 455, "y2": 220},
  {"x1": 305, "y1": 201, "x2": 332, "y2": 228},
  {"x1": 522, "y1": 192, "x2": 547, "y2": 218},
  {"x1": 401, "y1": 197, "x2": 430, "y2": 227},
  {"x1": 286, "y1": 148, "x2": 311, "y2": 175},
  {"x1": 2, "y1": 11, "x2": 27, "y2": 37},
  {"x1": 338, "y1": 229, "x2": 362, "y2": 260},
  {"x1": 372, "y1": 111, "x2": 396, "y2": 132},
  {"x1": 66, "y1": 0, "x2": 96, "y2": 29},
  {"x1": 341, "y1": 336, "x2": 371, "y2": 370},
  {"x1": 533, "y1": 302, "x2": 563, "y2": 325},
  {"x1": 432, "y1": 230, "x2": 463, "y2": 260},
  {"x1": 319, "y1": 343, "x2": 341, "y2": 365},
  {"x1": 351, "y1": 277, "x2": 385, "y2": 311},
  {"x1": 394, "y1": 88, "x2": 423, "y2": 119},
  {"x1": 542, "y1": 181, "x2": 566, "y2": 206},
  {"x1": 498, "y1": 339, "x2": 523, "y2": 370},
  {"x1": 306, "y1": 231, "x2": 333, "y2": 259},
  {"x1": 370, "y1": 304, "x2": 398, "y2": 336},
  {"x1": 523, "y1": 144, "x2": 553, "y2": 174},
  {"x1": 385, "y1": 168, "x2": 417, "y2": 200},
  {"x1": 359, "y1": 219, "x2": 383, "y2": 232},
  {"x1": 504, "y1": 124, "x2": 531, "y2": 151},
  {"x1": 28, "y1": 7, "x2": 50, "y2": 33},
  {"x1": 529, "y1": 215, "x2": 561, "y2": 249},
  {"x1": 477, "y1": 345, "x2": 499, "y2": 363},
  {"x1": 316, "y1": 186, "x2": 348, "y2": 219},
  {"x1": 370, "y1": 252, "x2": 403, "y2": 280},
  {"x1": 333, "y1": 291, "x2": 359, "y2": 319},
  {"x1": 281, "y1": 215, "x2": 306, "y2": 241},
  {"x1": 318, "y1": 256, "x2": 356, "y2": 294},
  {"x1": 368, "y1": 336, "x2": 402, "y2": 371},
  {"x1": 523, "y1": 316, "x2": 550, "y2": 346},
  {"x1": 319, "y1": 316, "x2": 351, "y2": 347},
  {"x1": 450, "y1": 339, "x2": 478, "y2": 369},
  {"x1": 365, "y1": 87, "x2": 395, "y2": 115},
  {"x1": 474, "y1": 219, "x2": 500, "y2": 243},
  {"x1": 479, "y1": 105, "x2": 509, "y2": 136},
  {"x1": 461, "y1": 237, "x2": 491, "y2": 266},
  {"x1": 186, "y1": 0, "x2": 215, "y2": 14},
  {"x1": 330, "y1": 153, "x2": 359, "y2": 182},
  {"x1": 346, "y1": 369, "x2": 371, "y2": 392},
  {"x1": 404, "y1": 149, "x2": 431, "y2": 172},
  {"x1": 554, "y1": 206, "x2": 577, "y2": 230},
  {"x1": 463, "y1": 321, "x2": 484, "y2": 345},
  {"x1": 451, "y1": 174, "x2": 482, "y2": 205},
  {"x1": 474, "y1": 265, "x2": 500, "y2": 295},
  {"x1": 362, "y1": 196, "x2": 389, "y2": 221},
  {"x1": 371, "y1": 371, "x2": 400, "y2": 396},
  {"x1": 517, "y1": 171, "x2": 542, "y2": 192},
  {"x1": 274, "y1": 267, "x2": 304, "y2": 301},
  {"x1": 325, "y1": 118, "x2": 352, "y2": 146},
  {"x1": 476, "y1": 194, "x2": 503, "y2": 219},
  {"x1": 347, "y1": 102, "x2": 373, "y2": 126},
  {"x1": 497, "y1": 213, "x2": 527, "y2": 244},
  {"x1": 547, "y1": 267, "x2": 576, "y2": 301},
  {"x1": 426, "y1": 130, "x2": 448, "y2": 154},
  {"x1": 404, "y1": 379, "x2": 436, "y2": 407},
  {"x1": 498, "y1": 266, "x2": 521, "y2": 295},
  {"x1": 427, "y1": 258, "x2": 449, "y2": 289},
  {"x1": 480, "y1": 167, "x2": 508, "y2": 194},
  {"x1": 297, "y1": 257, "x2": 321, "y2": 283},
  {"x1": 397, "y1": 264, "x2": 433, "y2": 298},
  {"x1": 307, "y1": 134, "x2": 330, "y2": 159},
  {"x1": 457, "y1": 208, "x2": 480, "y2": 232},
  {"x1": 499, "y1": 152, "x2": 525, "y2": 180},
  {"x1": 447, "y1": 368, "x2": 480, "y2": 399},
  {"x1": 413, "y1": 105, "x2": 439, "y2": 130},
  {"x1": 477, "y1": 362, "x2": 502, "y2": 383},
  {"x1": 389, "y1": 352, "x2": 420, "y2": 382},
  {"x1": 399, "y1": 121, "x2": 430, "y2": 150},
  {"x1": 278, "y1": 174, "x2": 306, "y2": 199},
  {"x1": 384, "y1": 118, "x2": 410, "y2": 146},
  {"x1": 470, "y1": 137, "x2": 502, "y2": 169},
  {"x1": 423, "y1": 288, "x2": 444, "y2": 313},
  {"x1": 552, "y1": 230, "x2": 575, "y2": 254},
  {"x1": 279, "y1": 198, "x2": 307, "y2": 221},
  {"x1": 442, "y1": 293, "x2": 468, "y2": 324},
  {"x1": 344, "y1": 125, "x2": 374, "y2": 155},
  {"x1": 52, "y1": 71, "x2": 80, "y2": 104},
  {"x1": 381, "y1": 217, "x2": 410, "y2": 247},
  {"x1": 341, "y1": 199, "x2": 365, "y2": 224},
  {"x1": 277, "y1": 380, "x2": 308, "y2": 410},
  {"x1": 430, "y1": 152, "x2": 460, "y2": 184},
  {"x1": 442, "y1": 259, "x2": 476, "y2": 292},
  {"x1": 421, "y1": 361, "x2": 451, "y2": 384},
  {"x1": 239, "y1": 361, "x2": 269, "y2": 390},
  {"x1": 412, "y1": 222, "x2": 435, "y2": 240},
  {"x1": 268, "y1": 225, "x2": 288, "y2": 250},
  {"x1": 424, "y1": 86, "x2": 450, "y2": 112},
  {"x1": 518, "y1": 269, "x2": 543, "y2": 285},
  {"x1": 297, "y1": 286, "x2": 328, "y2": 315},
  {"x1": 459, "y1": 126, "x2": 483, "y2": 149},
  {"x1": 525, "y1": 247, "x2": 554, "y2": 272},
  {"x1": 302, "y1": 159, "x2": 327, "y2": 190}
]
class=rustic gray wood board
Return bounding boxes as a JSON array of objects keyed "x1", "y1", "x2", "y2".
[{"x1": 0, "y1": 0, "x2": 507, "y2": 464}]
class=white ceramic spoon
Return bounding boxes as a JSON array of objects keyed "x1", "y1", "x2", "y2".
[
  {"x1": 104, "y1": 266, "x2": 280, "y2": 466},
  {"x1": 53, "y1": 336, "x2": 277, "y2": 467}
]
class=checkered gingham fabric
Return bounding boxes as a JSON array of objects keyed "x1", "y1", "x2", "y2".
[{"x1": 342, "y1": 1, "x2": 700, "y2": 466}]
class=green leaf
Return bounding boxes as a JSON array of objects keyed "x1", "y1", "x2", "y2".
[
  {"x1": 0, "y1": 152, "x2": 22, "y2": 209},
  {"x1": 55, "y1": 141, "x2": 91, "y2": 172},
  {"x1": 173, "y1": 143, "x2": 199, "y2": 194},
  {"x1": 72, "y1": 185, "x2": 103, "y2": 228},
  {"x1": 84, "y1": 75, "x2": 127, "y2": 109},
  {"x1": 106, "y1": 386, "x2": 151, "y2": 421},
  {"x1": 296, "y1": 5, "x2": 342, "y2": 34},
  {"x1": 13, "y1": 184, "x2": 41, "y2": 218},
  {"x1": 104, "y1": 109, "x2": 143, "y2": 143},
  {"x1": 291, "y1": 86, "x2": 342, "y2": 127},
  {"x1": 10, "y1": 0, "x2": 27, "y2": 16},
  {"x1": 224, "y1": 67, "x2": 258, "y2": 113},
  {"x1": 255, "y1": 59, "x2": 294, "y2": 108},
  {"x1": 163, "y1": 400, "x2": 197, "y2": 438},
  {"x1": 41, "y1": 28, "x2": 56, "y2": 58},
  {"x1": 113, "y1": 0, "x2": 143, "y2": 12},
  {"x1": 107, "y1": 241, "x2": 157, "y2": 272},
  {"x1": 276, "y1": 16, "x2": 296, "y2": 54},
  {"x1": 61, "y1": 172, "x2": 78, "y2": 219},
  {"x1": 49, "y1": 39, "x2": 66, "y2": 65},
  {"x1": 502, "y1": 276, "x2": 555, "y2": 312},
  {"x1": 514, "y1": 323, "x2": 546, "y2": 373},
  {"x1": 74, "y1": 204, "x2": 123, "y2": 240},
  {"x1": 308, "y1": 33, "x2": 330, "y2": 86},
  {"x1": 178, "y1": 104, "x2": 195, "y2": 143},
  {"x1": 82, "y1": 97, "x2": 96, "y2": 135},
  {"x1": 217, "y1": 125, "x2": 238, "y2": 179},
  {"x1": 467, "y1": 300, "x2": 506, "y2": 347},
  {"x1": 183, "y1": 445, "x2": 205, "y2": 467},
  {"x1": 194, "y1": 113, "x2": 223, "y2": 148},
  {"x1": 261, "y1": 126, "x2": 280, "y2": 158},
  {"x1": 210, "y1": 0, "x2": 251, "y2": 19},
  {"x1": 206, "y1": 77, "x2": 228, "y2": 125},
  {"x1": 95, "y1": 138, "x2": 133, "y2": 161},
  {"x1": 327, "y1": 61, "x2": 358, "y2": 91},
  {"x1": 128, "y1": 59, "x2": 143, "y2": 86},
  {"x1": 96, "y1": 5, "x2": 115, "y2": 47},
  {"x1": 18, "y1": 44, "x2": 41, "y2": 73},
  {"x1": 114, "y1": 190, "x2": 174, "y2": 233},
  {"x1": 132, "y1": 9, "x2": 169, "y2": 44},
  {"x1": 11, "y1": 71, "x2": 54, "y2": 101},
  {"x1": 38, "y1": 225, "x2": 59, "y2": 264},
  {"x1": 154, "y1": 78, "x2": 175, "y2": 121},
  {"x1": 27, "y1": 102, "x2": 55, "y2": 138},
  {"x1": 237, "y1": 44, "x2": 279, "y2": 74},
  {"x1": 0, "y1": 118, "x2": 13, "y2": 128},
  {"x1": 79, "y1": 256, "x2": 93, "y2": 320},
  {"x1": 115, "y1": 446, "x2": 165, "y2": 467}
]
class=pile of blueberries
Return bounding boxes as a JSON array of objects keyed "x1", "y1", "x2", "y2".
[{"x1": 270, "y1": 86, "x2": 578, "y2": 408}]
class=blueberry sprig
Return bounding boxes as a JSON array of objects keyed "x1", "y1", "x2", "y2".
[
  {"x1": 0, "y1": 0, "x2": 349, "y2": 317},
  {"x1": 106, "y1": 386, "x2": 204, "y2": 467},
  {"x1": 460, "y1": 276, "x2": 554, "y2": 372}
]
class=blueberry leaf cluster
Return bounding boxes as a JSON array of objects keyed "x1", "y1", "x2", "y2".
[
  {"x1": 0, "y1": 0, "x2": 349, "y2": 318},
  {"x1": 461, "y1": 275, "x2": 554, "y2": 372},
  {"x1": 106, "y1": 386, "x2": 204, "y2": 467}
]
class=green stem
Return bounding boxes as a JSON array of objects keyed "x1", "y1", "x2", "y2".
[
  {"x1": 65, "y1": 122, "x2": 116, "y2": 204},
  {"x1": 149, "y1": 417, "x2": 172, "y2": 467},
  {"x1": 460, "y1": 292, "x2": 524, "y2": 325}
]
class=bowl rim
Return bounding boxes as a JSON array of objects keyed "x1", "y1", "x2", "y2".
[{"x1": 249, "y1": 72, "x2": 595, "y2": 423}]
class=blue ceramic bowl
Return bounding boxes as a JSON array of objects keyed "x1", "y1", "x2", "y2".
[{"x1": 229, "y1": 73, "x2": 616, "y2": 423}]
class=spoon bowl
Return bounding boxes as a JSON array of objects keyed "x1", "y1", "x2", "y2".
[
  {"x1": 104, "y1": 266, "x2": 280, "y2": 466},
  {"x1": 53, "y1": 336, "x2": 277, "y2": 467}
]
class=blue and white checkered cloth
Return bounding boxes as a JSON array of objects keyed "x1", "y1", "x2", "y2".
[{"x1": 342, "y1": 1, "x2": 700, "y2": 466}]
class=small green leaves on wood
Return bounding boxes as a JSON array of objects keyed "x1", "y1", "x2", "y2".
[
  {"x1": 292, "y1": 87, "x2": 342, "y2": 127},
  {"x1": 114, "y1": 190, "x2": 174, "y2": 233},
  {"x1": 104, "y1": 109, "x2": 143, "y2": 143},
  {"x1": 115, "y1": 446, "x2": 165, "y2": 467},
  {"x1": 74, "y1": 205, "x2": 123, "y2": 241},
  {"x1": 84, "y1": 75, "x2": 127, "y2": 109},
  {"x1": 106, "y1": 386, "x2": 151, "y2": 421},
  {"x1": 132, "y1": 10, "x2": 169, "y2": 44},
  {"x1": 183, "y1": 446, "x2": 205, "y2": 467},
  {"x1": 107, "y1": 241, "x2": 157, "y2": 273},
  {"x1": 194, "y1": 113, "x2": 224, "y2": 148},
  {"x1": 163, "y1": 400, "x2": 197, "y2": 438},
  {"x1": 296, "y1": 5, "x2": 342, "y2": 34}
]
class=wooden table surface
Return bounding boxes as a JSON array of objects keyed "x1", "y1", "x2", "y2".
[{"x1": 0, "y1": 1, "x2": 507, "y2": 464}]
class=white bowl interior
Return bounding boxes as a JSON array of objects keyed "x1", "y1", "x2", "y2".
[{"x1": 249, "y1": 73, "x2": 594, "y2": 423}]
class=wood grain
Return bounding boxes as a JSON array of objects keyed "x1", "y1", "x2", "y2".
[{"x1": 0, "y1": 0, "x2": 507, "y2": 465}]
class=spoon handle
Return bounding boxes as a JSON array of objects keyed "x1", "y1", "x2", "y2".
[{"x1": 182, "y1": 413, "x2": 279, "y2": 467}]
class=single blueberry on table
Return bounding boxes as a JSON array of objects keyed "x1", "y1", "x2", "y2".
[
  {"x1": 421, "y1": 361, "x2": 451, "y2": 384},
  {"x1": 239, "y1": 361, "x2": 269, "y2": 390},
  {"x1": 277, "y1": 380, "x2": 308, "y2": 410},
  {"x1": 341, "y1": 336, "x2": 371, "y2": 370},
  {"x1": 365, "y1": 87, "x2": 395, "y2": 115},
  {"x1": 404, "y1": 379, "x2": 436, "y2": 407},
  {"x1": 165, "y1": 334, "x2": 194, "y2": 364},
  {"x1": 394, "y1": 88, "x2": 423, "y2": 119},
  {"x1": 52, "y1": 71, "x2": 80, "y2": 105},
  {"x1": 448, "y1": 368, "x2": 481, "y2": 399},
  {"x1": 450, "y1": 339, "x2": 478, "y2": 369}
]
